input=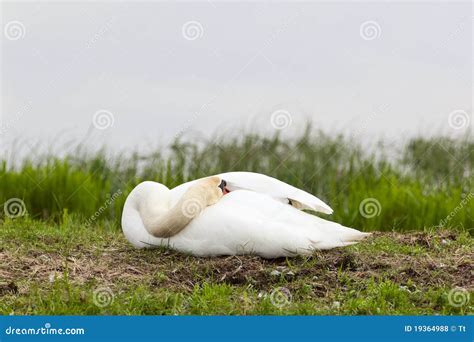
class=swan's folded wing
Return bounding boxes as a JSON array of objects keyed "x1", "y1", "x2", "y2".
[{"x1": 219, "y1": 171, "x2": 333, "y2": 214}]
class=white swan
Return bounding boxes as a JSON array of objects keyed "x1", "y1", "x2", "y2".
[{"x1": 121, "y1": 172, "x2": 369, "y2": 258}]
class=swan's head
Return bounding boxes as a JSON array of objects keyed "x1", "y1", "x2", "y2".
[
  {"x1": 198, "y1": 176, "x2": 226, "y2": 205},
  {"x1": 178, "y1": 176, "x2": 229, "y2": 222}
]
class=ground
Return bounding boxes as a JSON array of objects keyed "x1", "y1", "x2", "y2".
[{"x1": 0, "y1": 218, "x2": 472, "y2": 315}]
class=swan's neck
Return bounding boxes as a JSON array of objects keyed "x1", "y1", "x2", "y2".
[{"x1": 141, "y1": 182, "x2": 208, "y2": 238}]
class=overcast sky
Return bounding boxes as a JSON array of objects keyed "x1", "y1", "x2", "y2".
[{"x1": 1, "y1": 1, "x2": 472, "y2": 157}]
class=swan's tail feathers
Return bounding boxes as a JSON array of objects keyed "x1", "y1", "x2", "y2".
[{"x1": 309, "y1": 226, "x2": 371, "y2": 250}]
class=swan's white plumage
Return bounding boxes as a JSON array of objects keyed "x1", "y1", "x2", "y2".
[
  {"x1": 121, "y1": 172, "x2": 369, "y2": 258},
  {"x1": 171, "y1": 172, "x2": 333, "y2": 214}
]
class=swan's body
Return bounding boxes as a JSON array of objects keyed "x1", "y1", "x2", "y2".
[{"x1": 121, "y1": 172, "x2": 369, "y2": 258}]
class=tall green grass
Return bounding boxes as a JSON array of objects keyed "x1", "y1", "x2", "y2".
[{"x1": 1, "y1": 130, "x2": 472, "y2": 233}]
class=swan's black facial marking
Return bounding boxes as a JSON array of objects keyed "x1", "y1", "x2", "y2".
[{"x1": 218, "y1": 179, "x2": 227, "y2": 193}]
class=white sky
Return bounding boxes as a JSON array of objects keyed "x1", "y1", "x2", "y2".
[{"x1": 1, "y1": 1, "x2": 472, "y2": 157}]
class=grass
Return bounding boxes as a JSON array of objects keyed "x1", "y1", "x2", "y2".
[
  {"x1": 0, "y1": 130, "x2": 472, "y2": 315},
  {"x1": 1, "y1": 131, "x2": 473, "y2": 233},
  {"x1": 0, "y1": 217, "x2": 472, "y2": 315}
]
